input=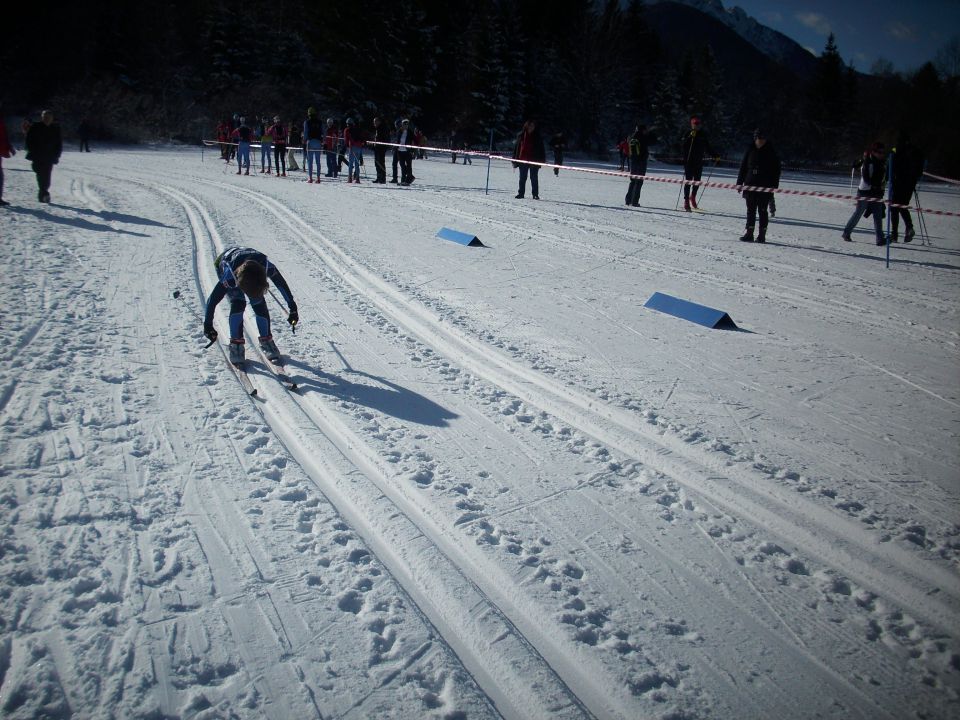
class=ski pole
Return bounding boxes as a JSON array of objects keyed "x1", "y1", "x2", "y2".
[
  {"x1": 697, "y1": 157, "x2": 719, "y2": 206},
  {"x1": 267, "y1": 288, "x2": 297, "y2": 334},
  {"x1": 914, "y1": 188, "x2": 930, "y2": 245},
  {"x1": 172, "y1": 290, "x2": 216, "y2": 347}
]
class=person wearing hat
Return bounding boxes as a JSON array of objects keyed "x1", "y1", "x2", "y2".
[
  {"x1": 267, "y1": 116, "x2": 287, "y2": 177},
  {"x1": 889, "y1": 131, "x2": 924, "y2": 243},
  {"x1": 735, "y1": 128, "x2": 781, "y2": 243},
  {"x1": 680, "y1": 115, "x2": 719, "y2": 211},
  {"x1": 842, "y1": 142, "x2": 888, "y2": 246}
]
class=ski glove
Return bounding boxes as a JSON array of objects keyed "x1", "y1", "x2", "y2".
[
  {"x1": 287, "y1": 309, "x2": 299, "y2": 327},
  {"x1": 204, "y1": 325, "x2": 218, "y2": 342}
]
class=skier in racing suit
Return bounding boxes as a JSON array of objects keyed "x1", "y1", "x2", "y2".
[{"x1": 203, "y1": 247, "x2": 298, "y2": 363}]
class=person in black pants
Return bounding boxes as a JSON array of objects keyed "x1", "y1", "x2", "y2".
[
  {"x1": 889, "y1": 131, "x2": 924, "y2": 242},
  {"x1": 680, "y1": 115, "x2": 718, "y2": 211},
  {"x1": 512, "y1": 119, "x2": 546, "y2": 200},
  {"x1": 78, "y1": 119, "x2": 91, "y2": 152},
  {"x1": 371, "y1": 116, "x2": 389, "y2": 183},
  {"x1": 735, "y1": 128, "x2": 781, "y2": 243},
  {"x1": 625, "y1": 124, "x2": 657, "y2": 206},
  {"x1": 396, "y1": 119, "x2": 414, "y2": 185},
  {"x1": 25, "y1": 110, "x2": 62, "y2": 203}
]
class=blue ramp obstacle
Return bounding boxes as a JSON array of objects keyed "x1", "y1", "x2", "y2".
[
  {"x1": 437, "y1": 227, "x2": 485, "y2": 247},
  {"x1": 644, "y1": 292, "x2": 738, "y2": 330}
]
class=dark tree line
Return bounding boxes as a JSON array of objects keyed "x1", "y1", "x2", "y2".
[{"x1": 3, "y1": 0, "x2": 958, "y2": 173}]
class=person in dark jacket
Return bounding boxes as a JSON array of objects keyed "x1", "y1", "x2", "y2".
[
  {"x1": 513, "y1": 119, "x2": 546, "y2": 200},
  {"x1": 371, "y1": 116, "x2": 390, "y2": 183},
  {"x1": 25, "y1": 110, "x2": 62, "y2": 203},
  {"x1": 842, "y1": 142, "x2": 888, "y2": 245},
  {"x1": 231, "y1": 118, "x2": 254, "y2": 175},
  {"x1": 203, "y1": 246, "x2": 298, "y2": 365},
  {"x1": 396, "y1": 119, "x2": 415, "y2": 185},
  {"x1": 625, "y1": 124, "x2": 657, "y2": 207},
  {"x1": 889, "y1": 131, "x2": 924, "y2": 243},
  {"x1": 304, "y1": 108, "x2": 325, "y2": 183},
  {"x1": 735, "y1": 128, "x2": 781, "y2": 243},
  {"x1": 0, "y1": 102, "x2": 15, "y2": 206},
  {"x1": 680, "y1": 115, "x2": 718, "y2": 211},
  {"x1": 549, "y1": 132, "x2": 565, "y2": 176},
  {"x1": 78, "y1": 119, "x2": 91, "y2": 152}
]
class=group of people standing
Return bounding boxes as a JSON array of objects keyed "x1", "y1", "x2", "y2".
[{"x1": 216, "y1": 110, "x2": 421, "y2": 186}]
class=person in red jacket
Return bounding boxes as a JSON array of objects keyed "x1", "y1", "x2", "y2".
[
  {"x1": 0, "y1": 107, "x2": 15, "y2": 206},
  {"x1": 512, "y1": 119, "x2": 546, "y2": 200},
  {"x1": 344, "y1": 117, "x2": 364, "y2": 183}
]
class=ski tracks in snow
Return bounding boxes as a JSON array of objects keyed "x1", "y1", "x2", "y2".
[{"x1": 19, "y1": 155, "x2": 956, "y2": 719}]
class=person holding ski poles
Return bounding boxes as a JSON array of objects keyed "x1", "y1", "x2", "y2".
[
  {"x1": 625, "y1": 123, "x2": 657, "y2": 207},
  {"x1": 680, "y1": 115, "x2": 718, "y2": 211},
  {"x1": 203, "y1": 247, "x2": 299, "y2": 365}
]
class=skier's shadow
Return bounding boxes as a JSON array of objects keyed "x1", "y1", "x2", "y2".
[
  {"x1": 282, "y1": 358, "x2": 459, "y2": 427},
  {"x1": 5, "y1": 205, "x2": 151, "y2": 237}
]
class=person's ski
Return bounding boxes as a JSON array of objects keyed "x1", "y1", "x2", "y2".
[
  {"x1": 229, "y1": 357, "x2": 258, "y2": 396},
  {"x1": 256, "y1": 347, "x2": 298, "y2": 391},
  {"x1": 265, "y1": 358, "x2": 298, "y2": 391}
]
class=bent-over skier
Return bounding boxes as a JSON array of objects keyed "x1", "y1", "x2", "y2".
[{"x1": 203, "y1": 247, "x2": 299, "y2": 365}]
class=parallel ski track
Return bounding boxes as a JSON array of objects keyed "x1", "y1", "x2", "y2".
[
  {"x1": 206, "y1": 178, "x2": 960, "y2": 639},
  {"x1": 156, "y1": 183, "x2": 603, "y2": 720}
]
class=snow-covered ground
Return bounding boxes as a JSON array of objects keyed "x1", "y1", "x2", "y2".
[{"x1": 1, "y1": 145, "x2": 958, "y2": 719}]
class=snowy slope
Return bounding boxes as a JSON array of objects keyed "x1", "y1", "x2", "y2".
[{"x1": 1, "y1": 147, "x2": 958, "y2": 719}]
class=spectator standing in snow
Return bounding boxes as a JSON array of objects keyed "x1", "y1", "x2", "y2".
[
  {"x1": 344, "y1": 117, "x2": 364, "y2": 183},
  {"x1": 231, "y1": 117, "x2": 253, "y2": 175},
  {"x1": 889, "y1": 131, "x2": 924, "y2": 243},
  {"x1": 680, "y1": 115, "x2": 718, "y2": 211},
  {"x1": 203, "y1": 246, "x2": 298, "y2": 366},
  {"x1": 286, "y1": 120, "x2": 301, "y2": 171},
  {"x1": 512, "y1": 119, "x2": 546, "y2": 200},
  {"x1": 257, "y1": 117, "x2": 272, "y2": 173},
  {"x1": 323, "y1": 117, "x2": 339, "y2": 178},
  {"x1": 217, "y1": 119, "x2": 231, "y2": 161},
  {"x1": 625, "y1": 123, "x2": 657, "y2": 207},
  {"x1": 371, "y1": 116, "x2": 389, "y2": 183},
  {"x1": 25, "y1": 110, "x2": 62, "y2": 203},
  {"x1": 0, "y1": 106, "x2": 16, "y2": 206},
  {"x1": 549, "y1": 132, "x2": 565, "y2": 176},
  {"x1": 304, "y1": 108, "x2": 325, "y2": 183},
  {"x1": 228, "y1": 113, "x2": 240, "y2": 160},
  {"x1": 842, "y1": 142, "x2": 888, "y2": 246},
  {"x1": 78, "y1": 118, "x2": 91, "y2": 152},
  {"x1": 617, "y1": 137, "x2": 629, "y2": 171},
  {"x1": 396, "y1": 119, "x2": 415, "y2": 185},
  {"x1": 735, "y1": 128, "x2": 781, "y2": 243},
  {"x1": 267, "y1": 116, "x2": 287, "y2": 177},
  {"x1": 390, "y1": 119, "x2": 402, "y2": 183}
]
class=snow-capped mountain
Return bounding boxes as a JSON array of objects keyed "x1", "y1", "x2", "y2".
[{"x1": 648, "y1": 0, "x2": 819, "y2": 76}]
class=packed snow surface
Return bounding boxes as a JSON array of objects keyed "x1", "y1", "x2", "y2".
[{"x1": 1, "y1": 146, "x2": 958, "y2": 719}]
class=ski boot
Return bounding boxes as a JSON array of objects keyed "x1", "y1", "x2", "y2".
[
  {"x1": 228, "y1": 340, "x2": 245, "y2": 365},
  {"x1": 739, "y1": 227, "x2": 754, "y2": 242},
  {"x1": 756, "y1": 227, "x2": 766, "y2": 244},
  {"x1": 683, "y1": 198, "x2": 691, "y2": 212},
  {"x1": 259, "y1": 336, "x2": 281, "y2": 363},
  {"x1": 689, "y1": 195, "x2": 698, "y2": 210},
  {"x1": 904, "y1": 226, "x2": 915, "y2": 243}
]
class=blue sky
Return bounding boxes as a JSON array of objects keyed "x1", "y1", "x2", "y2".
[{"x1": 727, "y1": 0, "x2": 958, "y2": 72}]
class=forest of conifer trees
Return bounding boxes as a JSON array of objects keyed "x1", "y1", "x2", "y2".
[{"x1": 4, "y1": 0, "x2": 958, "y2": 173}]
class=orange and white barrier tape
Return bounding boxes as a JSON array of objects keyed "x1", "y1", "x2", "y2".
[
  {"x1": 205, "y1": 137, "x2": 960, "y2": 218},
  {"x1": 923, "y1": 171, "x2": 960, "y2": 185}
]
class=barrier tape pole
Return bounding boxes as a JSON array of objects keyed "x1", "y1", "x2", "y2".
[{"x1": 202, "y1": 138, "x2": 960, "y2": 218}]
